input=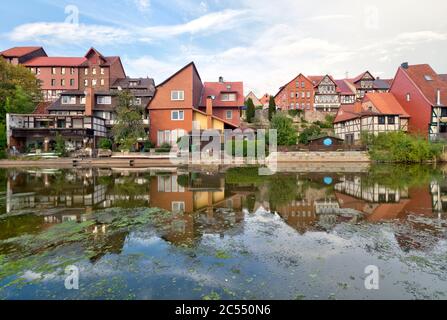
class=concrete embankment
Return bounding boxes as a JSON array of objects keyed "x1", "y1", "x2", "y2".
[{"x1": 0, "y1": 151, "x2": 371, "y2": 169}]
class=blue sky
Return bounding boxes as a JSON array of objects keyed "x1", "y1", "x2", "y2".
[{"x1": 1, "y1": 0, "x2": 446, "y2": 95}]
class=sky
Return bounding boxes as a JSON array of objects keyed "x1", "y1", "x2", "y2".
[{"x1": 0, "y1": 0, "x2": 446, "y2": 96}]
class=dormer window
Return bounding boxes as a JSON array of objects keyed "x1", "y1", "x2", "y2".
[
  {"x1": 424, "y1": 75, "x2": 433, "y2": 81},
  {"x1": 97, "y1": 96, "x2": 112, "y2": 105},
  {"x1": 61, "y1": 96, "x2": 76, "y2": 105},
  {"x1": 221, "y1": 93, "x2": 236, "y2": 102},
  {"x1": 406, "y1": 93, "x2": 411, "y2": 102}
]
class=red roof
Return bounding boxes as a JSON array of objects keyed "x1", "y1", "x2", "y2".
[
  {"x1": 400, "y1": 64, "x2": 447, "y2": 106},
  {"x1": 334, "y1": 103, "x2": 362, "y2": 123},
  {"x1": 0, "y1": 46, "x2": 45, "y2": 57},
  {"x1": 200, "y1": 81, "x2": 244, "y2": 107},
  {"x1": 335, "y1": 79, "x2": 355, "y2": 95},
  {"x1": 364, "y1": 93, "x2": 410, "y2": 117},
  {"x1": 24, "y1": 56, "x2": 87, "y2": 67},
  {"x1": 308, "y1": 75, "x2": 338, "y2": 91}
]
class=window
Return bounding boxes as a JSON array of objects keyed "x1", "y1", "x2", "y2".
[
  {"x1": 378, "y1": 116, "x2": 386, "y2": 124},
  {"x1": 301, "y1": 81, "x2": 305, "y2": 88},
  {"x1": 100, "y1": 79, "x2": 105, "y2": 86},
  {"x1": 296, "y1": 93, "x2": 299, "y2": 98},
  {"x1": 70, "y1": 79, "x2": 75, "y2": 86},
  {"x1": 290, "y1": 92, "x2": 294, "y2": 98},
  {"x1": 221, "y1": 93, "x2": 236, "y2": 101},
  {"x1": 424, "y1": 75, "x2": 433, "y2": 81},
  {"x1": 171, "y1": 90, "x2": 184, "y2": 101},
  {"x1": 61, "y1": 68, "x2": 66, "y2": 75},
  {"x1": 307, "y1": 92, "x2": 311, "y2": 98},
  {"x1": 134, "y1": 98, "x2": 142, "y2": 105},
  {"x1": 172, "y1": 202, "x2": 185, "y2": 213},
  {"x1": 37, "y1": 68, "x2": 41, "y2": 75},
  {"x1": 52, "y1": 67, "x2": 57, "y2": 75},
  {"x1": 80, "y1": 97, "x2": 86, "y2": 104},
  {"x1": 388, "y1": 116, "x2": 395, "y2": 125},
  {"x1": 61, "y1": 96, "x2": 76, "y2": 105},
  {"x1": 226, "y1": 110, "x2": 233, "y2": 119},
  {"x1": 301, "y1": 92, "x2": 305, "y2": 98},
  {"x1": 406, "y1": 93, "x2": 411, "y2": 102},
  {"x1": 51, "y1": 79, "x2": 56, "y2": 86},
  {"x1": 100, "y1": 68, "x2": 105, "y2": 75},
  {"x1": 92, "y1": 79, "x2": 97, "y2": 86},
  {"x1": 84, "y1": 79, "x2": 89, "y2": 87},
  {"x1": 84, "y1": 68, "x2": 88, "y2": 75},
  {"x1": 61, "y1": 79, "x2": 65, "y2": 86},
  {"x1": 70, "y1": 67, "x2": 75, "y2": 75},
  {"x1": 97, "y1": 96, "x2": 112, "y2": 104},
  {"x1": 171, "y1": 110, "x2": 184, "y2": 121},
  {"x1": 296, "y1": 81, "x2": 299, "y2": 88},
  {"x1": 92, "y1": 68, "x2": 97, "y2": 75}
]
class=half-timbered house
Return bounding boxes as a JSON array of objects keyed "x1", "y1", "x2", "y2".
[{"x1": 334, "y1": 92, "x2": 410, "y2": 144}]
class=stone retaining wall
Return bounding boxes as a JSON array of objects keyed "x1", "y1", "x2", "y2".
[{"x1": 267, "y1": 151, "x2": 371, "y2": 163}]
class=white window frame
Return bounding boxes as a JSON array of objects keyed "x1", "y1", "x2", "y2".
[
  {"x1": 61, "y1": 96, "x2": 76, "y2": 105},
  {"x1": 84, "y1": 68, "x2": 88, "y2": 75},
  {"x1": 221, "y1": 93, "x2": 236, "y2": 102},
  {"x1": 100, "y1": 68, "x2": 105, "y2": 75},
  {"x1": 171, "y1": 110, "x2": 184, "y2": 121},
  {"x1": 97, "y1": 96, "x2": 112, "y2": 105},
  {"x1": 100, "y1": 79, "x2": 105, "y2": 86},
  {"x1": 92, "y1": 68, "x2": 97, "y2": 75},
  {"x1": 92, "y1": 79, "x2": 97, "y2": 87},
  {"x1": 61, "y1": 67, "x2": 66, "y2": 75},
  {"x1": 172, "y1": 202, "x2": 185, "y2": 213},
  {"x1": 171, "y1": 90, "x2": 185, "y2": 101},
  {"x1": 84, "y1": 79, "x2": 89, "y2": 87},
  {"x1": 406, "y1": 93, "x2": 411, "y2": 102}
]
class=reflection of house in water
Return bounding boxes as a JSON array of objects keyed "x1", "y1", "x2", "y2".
[{"x1": 150, "y1": 173, "x2": 247, "y2": 246}]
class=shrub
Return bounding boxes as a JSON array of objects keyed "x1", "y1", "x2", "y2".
[
  {"x1": 144, "y1": 141, "x2": 155, "y2": 151},
  {"x1": 55, "y1": 134, "x2": 66, "y2": 157},
  {"x1": 288, "y1": 109, "x2": 302, "y2": 117},
  {"x1": 270, "y1": 113, "x2": 298, "y2": 146},
  {"x1": 155, "y1": 143, "x2": 172, "y2": 153},
  {"x1": 298, "y1": 125, "x2": 321, "y2": 145},
  {"x1": 99, "y1": 138, "x2": 113, "y2": 150},
  {"x1": 363, "y1": 131, "x2": 443, "y2": 163},
  {"x1": 225, "y1": 139, "x2": 268, "y2": 157}
]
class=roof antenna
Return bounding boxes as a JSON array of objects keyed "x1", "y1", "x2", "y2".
[{"x1": 345, "y1": 71, "x2": 349, "y2": 79}]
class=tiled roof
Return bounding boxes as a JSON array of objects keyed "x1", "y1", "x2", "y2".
[
  {"x1": 373, "y1": 78, "x2": 391, "y2": 90},
  {"x1": 24, "y1": 57, "x2": 87, "y2": 67},
  {"x1": 0, "y1": 46, "x2": 44, "y2": 57},
  {"x1": 440, "y1": 74, "x2": 447, "y2": 82},
  {"x1": 364, "y1": 93, "x2": 410, "y2": 117},
  {"x1": 400, "y1": 64, "x2": 447, "y2": 106},
  {"x1": 199, "y1": 81, "x2": 244, "y2": 107},
  {"x1": 334, "y1": 103, "x2": 361, "y2": 123},
  {"x1": 111, "y1": 77, "x2": 155, "y2": 92},
  {"x1": 335, "y1": 79, "x2": 355, "y2": 95}
]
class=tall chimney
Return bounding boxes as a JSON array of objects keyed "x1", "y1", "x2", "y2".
[
  {"x1": 401, "y1": 62, "x2": 409, "y2": 69},
  {"x1": 437, "y1": 89, "x2": 441, "y2": 106},
  {"x1": 85, "y1": 87, "x2": 94, "y2": 116},
  {"x1": 219, "y1": 76, "x2": 224, "y2": 83},
  {"x1": 206, "y1": 96, "x2": 213, "y2": 129}
]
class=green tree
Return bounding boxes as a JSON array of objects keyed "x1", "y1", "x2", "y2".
[
  {"x1": 270, "y1": 113, "x2": 298, "y2": 146},
  {"x1": 111, "y1": 90, "x2": 146, "y2": 151},
  {"x1": 99, "y1": 138, "x2": 113, "y2": 150},
  {"x1": 55, "y1": 134, "x2": 66, "y2": 156},
  {"x1": 268, "y1": 96, "x2": 276, "y2": 121},
  {"x1": 298, "y1": 125, "x2": 321, "y2": 144},
  {"x1": 0, "y1": 58, "x2": 42, "y2": 156},
  {"x1": 245, "y1": 98, "x2": 256, "y2": 123}
]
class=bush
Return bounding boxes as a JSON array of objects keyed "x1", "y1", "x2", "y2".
[
  {"x1": 288, "y1": 109, "x2": 302, "y2": 117},
  {"x1": 155, "y1": 143, "x2": 172, "y2": 153},
  {"x1": 55, "y1": 134, "x2": 66, "y2": 157},
  {"x1": 225, "y1": 139, "x2": 268, "y2": 157},
  {"x1": 144, "y1": 141, "x2": 155, "y2": 151},
  {"x1": 298, "y1": 125, "x2": 321, "y2": 145},
  {"x1": 364, "y1": 131, "x2": 443, "y2": 163},
  {"x1": 99, "y1": 138, "x2": 113, "y2": 150},
  {"x1": 270, "y1": 113, "x2": 298, "y2": 146}
]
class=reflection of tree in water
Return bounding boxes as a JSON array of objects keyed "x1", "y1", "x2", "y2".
[{"x1": 104, "y1": 174, "x2": 151, "y2": 208}]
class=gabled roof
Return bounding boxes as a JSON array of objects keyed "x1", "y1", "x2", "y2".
[
  {"x1": 199, "y1": 81, "x2": 244, "y2": 107},
  {"x1": 0, "y1": 46, "x2": 46, "y2": 58},
  {"x1": 352, "y1": 71, "x2": 374, "y2": 84},
  {"x1": 364, "y1": 93, "x2": 410, "y2": 117},
  {"x1": 84, "y1": 47, "x2": 105, "y2": 60},
  {"x1": 24, "y1": 57, "x2": 87, "y2": 67},
  {"x1": 398, "y1": 64, "x2": 447, "y2": 106},
  {"x1": 334, "y1": 103, "x2": 362, "y2": 123},
  {"x1": 308, "y1": 75, "x2": 337, "y2": 89},
  {"x1": 335, "y1": 79, "x2": 355, "y2": 95},
  {"x1": 245, "y1": 91, "x2": 263, "y2": 106},
  {"x1": 274, "y1": 73, "x2": 313, "y2": 98},
  {"x1": 193, "y1": 108, "x2": 238, "y2": 129},
  {"x1": 155, "y1": 62, "x2": 202, "y2": 88}
]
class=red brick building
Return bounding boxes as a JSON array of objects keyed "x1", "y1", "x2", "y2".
[
  {"x1": 148, "y1": 62, "x2": 241, "y2": 146},
  {"x1": 274, "y1": 74, "x2": 314, "y2": 111},
  {"x1": 1, "y1": 46, "x2": 126, "y2": 102},
  {"x1": 390, "y1": 63, "x2": 447, "y2": 139}
]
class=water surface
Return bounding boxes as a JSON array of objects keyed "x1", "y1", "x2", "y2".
[{"x1": 0, "y1": 165, "x2": 446, "y2": 300}]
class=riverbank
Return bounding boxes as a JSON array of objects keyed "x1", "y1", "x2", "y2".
[{"x1": 0, "y1": 151, "x2": 371, "y2": 168}]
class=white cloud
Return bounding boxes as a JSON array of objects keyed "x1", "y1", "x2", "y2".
[
  {"x1": 7, "y1": 9, "x2": 247, "y2": 45},
  {"x1": 134, "y1": 0, "x2": 151, "y2": 12}
]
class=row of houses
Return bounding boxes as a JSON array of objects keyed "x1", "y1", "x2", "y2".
[
  {"x1": 2, "y1": 45, "x2": 447, "y2": 150},
  {"x1": 1, "y1": 47, "x2": 245, "y2": 152}
]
